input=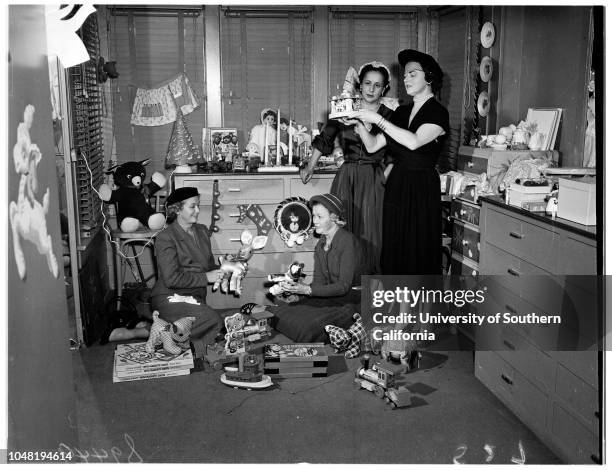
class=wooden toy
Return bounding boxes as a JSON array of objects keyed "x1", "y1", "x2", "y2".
[{"x1": 354, "y1": 354, "x2": 412, "y2": 409}]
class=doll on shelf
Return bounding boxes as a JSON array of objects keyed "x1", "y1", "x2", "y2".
[{"x1": 247, "y1": 108, "x2": 277, "y2": 157}]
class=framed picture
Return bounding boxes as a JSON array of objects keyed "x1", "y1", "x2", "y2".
[
  {"x1": 205, "y1": 128, "x2": 239, "y2": 162},
  {"x1": 525, "y1": 108, "x2": 562, "y2": 150}
]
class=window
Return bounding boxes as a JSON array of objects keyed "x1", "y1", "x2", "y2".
[
  {"x1": 110, "y1": 7, "x2": 205, "y2": 174},
  {"x1": 220, "y1": 7, "x2": 313, "y2": 144},
  {"x1": 328, "y1": 9, "x2": 418, "y2": 103}
]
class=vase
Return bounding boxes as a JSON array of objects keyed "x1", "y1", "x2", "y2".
[{"x1": 528, "y1": 132, "x2": 544, "y2": 151}]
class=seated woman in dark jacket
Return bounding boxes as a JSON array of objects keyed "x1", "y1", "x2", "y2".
[
  {"x1": 151, "y1": 187, "x2": 225, "y2": 352},
  {"x1": 271, "y1": 194, "x2": 365, "y2": 343}
]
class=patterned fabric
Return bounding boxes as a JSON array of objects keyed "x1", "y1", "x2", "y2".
[
  {"x1": 325, "y1": 312, "x2": 366, "y2": 358},
  {"x1": 131, "y1": 73, "x2": 200, "y2": 127}
]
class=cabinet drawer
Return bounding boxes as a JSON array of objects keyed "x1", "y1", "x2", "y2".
[
  {"x1": 475, "y1": 352, "x2": 514, "y2": 403},
  {"x1": 198, "y1": 204, "x2": 278, "y2": 229},
  {"x1": 180, "y1": 177, "x2": 284, "y2": 203},
  {"x1": 210, "y1": 227, "x2": 318, "y2": 254},
  {"x1": 452, "y1": 221, "x2": 480, "y2": 263},
  {"x1": 550, "y1": 351, "x2": 598, "y2": 388},
  {"x1": 551, "y1": 401, "x2": 598, "y2": 464},
  {"x1": 555, "y1": 364, "x2": 598, "y2": 426},
  {"x1": 451, "y1": 199, "x2": 480, "y2": 226},
  {"x1": 484, "y1": 207, "x2": 560, "y2": 271},
  {"x1": 457, "y1": 153, "x2": 488, "y2": 175},
  {"x1": 288, "y1": 175, "x2": 335, "y2": 199},
  {"x1": 558, "y1": 233, "x2": 596, "y2": 275},
  {"x1": 449, "y1": 253, "x2": 479, "y2": 277}
]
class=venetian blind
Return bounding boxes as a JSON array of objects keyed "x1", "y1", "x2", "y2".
[
  {"x1": 437, "y1": 8, "x2": 468, "y2": 172},
  {"x1": 69, "y1": 12, "x2": 105, "y2": 240},
  {"x1": 328, "y1": 10, "x2": 418, "y2": 105},
  {"x1": 110, "y1": 9, "x2": 206, "y2": 175},
  {"x1": 220, "y1": 8, "x2": 313, "y2": 145}
]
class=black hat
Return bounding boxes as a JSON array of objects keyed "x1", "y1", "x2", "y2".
[
  {"x1": 398, "y1": 49, "x2": 443, "y2": 83},
  {"x1": 166, "y1": 187, "x2": 199, "y2": 205},
  {"x1": 309, "y1": 193, "x2": 345, "y2": 219}
]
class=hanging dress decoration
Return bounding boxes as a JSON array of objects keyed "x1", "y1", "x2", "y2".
[
  {"x1": 165, "y1": 95, "x2": 203, "y2": 168},
  {"x1": 273, "y1": 197, "x2": 312, "y2": 248},
  {"x1": 131, "y1": 72, "x2": 200, "y2": 127}
]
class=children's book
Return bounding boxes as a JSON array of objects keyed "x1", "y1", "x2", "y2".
[
  {"x1": 113, "y1": 342, "x2": 194, "y2": 379},
  {"x1": 263, "y1": 343, "x2": 328, "y2": 362},
  {"x1": 113, "y1": 367, "x2": 191, "y2": 383}
]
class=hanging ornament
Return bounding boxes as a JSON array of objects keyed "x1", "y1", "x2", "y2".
[
  {"x1": 237, "y1": 204, "x2": 273, "y2": 236},
  {"x1": 207, "y1": 180, "x2": 221, "y2": 236}
]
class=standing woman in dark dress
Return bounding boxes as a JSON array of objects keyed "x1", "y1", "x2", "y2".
[
  {"x1": 301, "y1": 61, "x2": 396, "y2": 274},
  {"x1": 350, "y1": 50, "x2": 449, "y2": 275}
]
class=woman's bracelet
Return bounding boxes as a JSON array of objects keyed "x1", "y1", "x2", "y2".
[{"x1": 377, "y1": 116, "x2": 388, "y2": 132}]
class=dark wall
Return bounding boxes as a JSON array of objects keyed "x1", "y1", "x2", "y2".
[
  {"x1": 8, "y1": 5, "x2": 77, "y2": 451},
  {"x1": 497, "y1": 6, "x2": 591, "y2": 166}
]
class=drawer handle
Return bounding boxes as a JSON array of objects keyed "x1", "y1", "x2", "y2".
[
  {"x1": 229, "y1": 238, "x2": 241, "y2": 242},
  {"x1": 595, "y1": 411, "x2": 600, "y2": 420},
  {"x1": 227, "y1": 188, "x2": 242, "y2": 192},
  {"x1": 503, "y1": 340, "x2": 516, "y2": 350},
  {"x1": 501, "y1": 373, "x2": 513, "y2": 385},
  {"x1": 591, "y1": 455, "x2": 601, "y2": 464},
  {"x1": 467, "y1": 161, "x2": 474, "y2": 168},
  {"x1": 228, "y1": 213, "x2": 240, "y2": 217},
  {"x1": 507, "y1": 268, "x2": 521, "y2": 277},
  {"x1": 509, "y1": 231, "x2": 524, "y2": 239},
  {"x1": 505, "y1": 304, "x2": 517, "y2": 314}
]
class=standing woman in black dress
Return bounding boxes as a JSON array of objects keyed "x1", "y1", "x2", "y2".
[{"x1": 349, "y1": 49, "x2": 449, "y2": 275}]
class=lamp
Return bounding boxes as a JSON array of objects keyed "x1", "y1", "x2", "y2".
[{"x1": 165, "y1": 105, "x2": 203, "y2": 173}]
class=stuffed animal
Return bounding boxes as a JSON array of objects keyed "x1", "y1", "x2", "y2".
[
  {"x1": 99, "y1": 158, "x2": 166, "y2": 232},
  {"x1": 267, "y1": 261, "x2": 305, "y2": 302},
  {"x1": 213, "y1": 229, "x2": 268, "y2": 295},
  {"x1": 145, "y1": 311, "x2": 195, "y2": 355},
  {"x1": 325, "y1": 313, "x2": 367, "y2": 358}
]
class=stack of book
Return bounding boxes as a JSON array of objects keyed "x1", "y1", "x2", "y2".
[
  {"x1": 263, "y1": 343, "x2": 329, "y2": 378},
  {"x1": 113, "y1": 342, "x2": 194, "y2": 383}
]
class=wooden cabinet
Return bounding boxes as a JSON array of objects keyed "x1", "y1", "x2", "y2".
[
  {"x1": 476, "y1": 197, "x2": 599, "y2": 464},
  {"x1": 173, "y1": 172, "x2": 334, "y2": 308}
]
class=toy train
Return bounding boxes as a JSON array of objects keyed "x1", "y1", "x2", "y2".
[{"x1": 354, "y1": 355, "x2": 412, "y2": 409}]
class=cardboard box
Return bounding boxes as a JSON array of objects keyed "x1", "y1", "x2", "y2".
[
  {"x1": 557, "y1": 176, "x2": 596, "y2": 225},
  {"x1": 506, "y1": 183, "x2": 552, "y2": 208}
]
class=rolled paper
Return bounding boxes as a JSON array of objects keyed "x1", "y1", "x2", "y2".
[
  {"x1": 288, "y1": 118, "x2": 293, "y2": 165},
  {"x1": 264, "y1": 123, "x2": 268, "y2": 165},
  {"x1": 276, "y1": 108, "x2": 281, "y2": 165}
]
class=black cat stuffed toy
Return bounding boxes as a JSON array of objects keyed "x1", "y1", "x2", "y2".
[{"x1": 99, "y1": 158, "x2": 166, "y2": 232}]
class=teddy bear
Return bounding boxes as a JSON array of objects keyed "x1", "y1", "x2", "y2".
[
  {"x1": 325, "y1": 313, "x2": 367, "y2": 358},
  {"x1": 99, "y1": 158, "x2": 166, "y2": 232},
  {"x1": 145, "y1": 311, "x2": 196, "y2": 355}
]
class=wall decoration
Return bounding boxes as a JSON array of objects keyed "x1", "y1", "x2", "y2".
[
  {"x1": 237, "y1": 204, "x2": 273, "y2": 236},
  {"x1": 525, "y1": 108, "x2": 562, "y2": 151},
  {"x1": 273, "y1": 197, "x2": 312, "y2": 248},
  {"x1": 9, "y1": 105, "x2": 59, "y2": 280},
  {"x1": 477, "y1": 91, "x2": 490, "y2": 117},
  {"x1": 45, "y1": 4, "x2": 96, "y2": 68},
  {"x1": 130, "y1": 72, "x2": 200, "y2": 126},
  {"x1": 479, "y1": 56, "x2": 493, "y2": 82},
  {"x1": 480, "y1": 21, "x2": 496, "y2": 49}
]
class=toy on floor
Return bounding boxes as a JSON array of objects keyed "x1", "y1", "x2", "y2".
[
  {"x1": 267, "y1": 261, "x2": 305, "y2": 302},
  {"x1": 145, "y1": 311, "x2": 195, "y2": 355},
  {"x1": 325, "y1": 313, "x2": 367, "y2": 358},
  {"x1": 371, "y1": 325, "x2": 421, "y2": 372},
  {"x1": 354, "y1": 354, "x2": 412, "y2": 409},
  {"x1": 220, "y1": 352, "x2": 273, "y2": 390},
  {"x1": 223, "y1": 308, "x2": 274, "y2": 354},
  {"x1": 213, "y1": 229, "x2": 268, "y2": 296},
  {"x1": 98, "y1": 158, "x2": 166, "y2": 232}
]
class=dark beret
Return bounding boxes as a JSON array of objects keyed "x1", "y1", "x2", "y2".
[
  {"x1": 166, "y1": 187, "x2": 199, "y2": 205},
  {"x1": 398, "y1": 49, "x2": 443, "y2": 82}
]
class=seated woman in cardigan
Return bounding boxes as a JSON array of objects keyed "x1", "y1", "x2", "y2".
[
  {"x1": 151, "y1": 187, "x2": 226, "y2": 353},
  {"x1": 270, "y1": 193, "x2": 366, "y2": 343}
]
